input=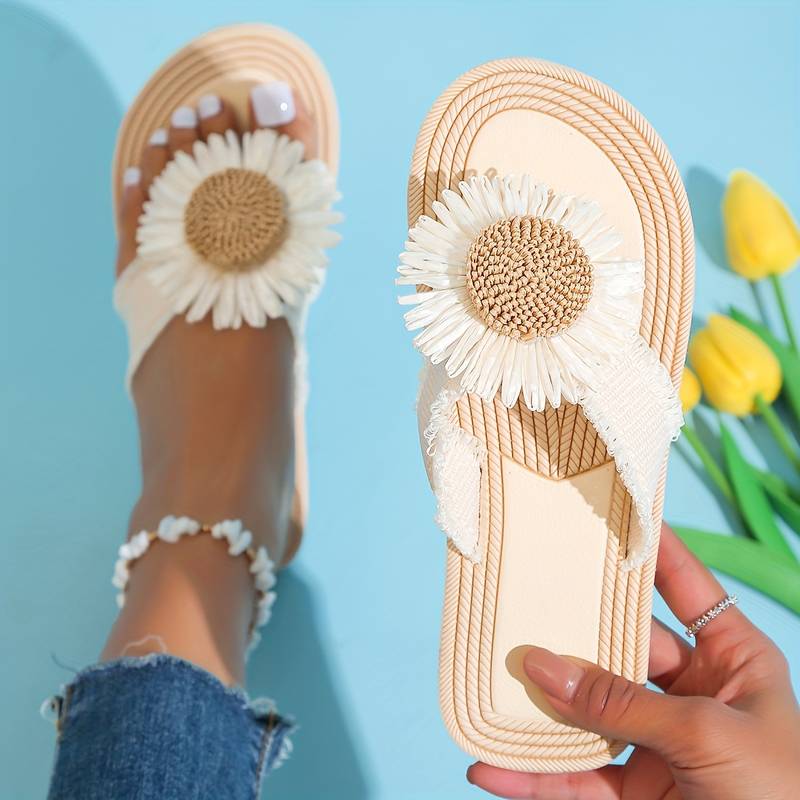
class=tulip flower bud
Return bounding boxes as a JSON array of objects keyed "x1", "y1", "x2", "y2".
[
  {"x1": 679, "y1": 367, "x2": 701, "y2": 414},
  {"x1": 689, "y1": 314, "x2": 782, "y2": 416},
  {"x1": 723, "y1": 170, "x2": 800, "y2": 281}
]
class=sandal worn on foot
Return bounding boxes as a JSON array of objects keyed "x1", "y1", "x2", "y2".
[
  {"x1": 111, "y1": 24, "x2": 341, "y2": 644},
  {"x1": 398, "y1": 59, "x2": 693, "y2": 772}
]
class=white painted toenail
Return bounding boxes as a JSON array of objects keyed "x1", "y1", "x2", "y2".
[
  {"x1": 171, "y1": 106, "x2": 197, "y2": 128},
  {"x1": 149, "y1": 128, "x2": 168, "y2": 146},
  {"x1": 198, "y1": 94, "x2": 222, "y2": 119},
  {"x1": 251, "y1": 81, "x2": 295, "y2": 127},
  {"x1": 123, "y1": 166, "x2": 141, "y2": 186}
]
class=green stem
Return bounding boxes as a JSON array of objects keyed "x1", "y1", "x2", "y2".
[
  {"x1": 770, "y1": 273, "x2": 799, "y2": 355},
  {"x1": 682, "y1": 420, "x2": 736, "y2": 504},
  {"x1": 755, "y1": 392, "x2": 800, "y2": 473}
]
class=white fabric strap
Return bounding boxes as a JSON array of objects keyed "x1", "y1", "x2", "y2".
[
  {"x1": 114, "y1": 258, "x2": 177, "y2": 392},
  {"x1": 580, "y1": 333, "x2": 683, "y2": 568},
  {"x1": 417, "y1": 334, "x2": 682, "y2": 569},
  {"x1": 114, "y1": 258, "x2": 174, "y2": 392},
  {"x1": 113, "y1": 128, "x2": 340, "y2": 398},
  {"x1": 417, "y1": 363, "x2": 485, "y2": 561},
  {"x1": 114, "y1": 258, "x2": 309, "y2": 402}
]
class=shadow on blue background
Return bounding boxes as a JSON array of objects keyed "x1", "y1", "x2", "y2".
[
  {"x1": 0, "y1": 4, "x2": 125, "y2": 794},
  {"x1": 249, "y1": 568, "x2": 369, "y2": 798},
  {"x1": 685, "y1": 166, "x2": 727, "y2": 274}
]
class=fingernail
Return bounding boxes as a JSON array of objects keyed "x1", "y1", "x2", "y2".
[
  {"x1": 171, "y1": 105, "x2": 197, "y2": 128},
  {"x1": 149, "y1": 128, "x2": 168, "y2": 146},
  {"x1": 523, "y1": 646, "x2": 584, "y2": 703},
  {"x1": 251, "y1": 81, "x2": 295, "y2": 126},
  {"x1": 197, "y1": 94, "x2": 222, "y2": 119},
  {"x1": 123, "y1": 166, "x2": 141, "y2": 186}
]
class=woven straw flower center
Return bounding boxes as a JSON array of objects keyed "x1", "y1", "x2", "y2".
[
  {"x1": 184, "y1": 168, "x2": 287, "y2": 271},
  {"x1": 466, "y1": 215, "x2": 593, "y2": 339}
]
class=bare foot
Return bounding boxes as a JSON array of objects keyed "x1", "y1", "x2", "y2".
[{"x1": 102, "y1": 83, "x2": 317, "y2": 684}]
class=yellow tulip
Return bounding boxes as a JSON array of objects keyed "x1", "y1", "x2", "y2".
[
  {"x1": 722, "y1": 170, "x2": 800, "y2": 281},
  {"x1": 679, "y1": 367, "x2": 701, "y2": 414},
  {"x1": 689, "y1": 314, "x2": 781, "y2": 416}
]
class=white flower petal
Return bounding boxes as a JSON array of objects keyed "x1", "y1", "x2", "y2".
[
  {"x1": 213, "y1": 274, "x2": 237, "y2": 329},
  {"x1": 186, "y1": 275, "x2": 221, "y2": 323},
  {"x1": 134, "y1": 127, "x2": 340, "y2": 334},
  {"x1": 236, "y1": 273, "x2": 267, "y2": 327},
  {"x1": 397, "y1": 175, "x2": 642, "y2": 410}
]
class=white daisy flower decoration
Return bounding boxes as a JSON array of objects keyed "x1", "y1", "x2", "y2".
[
  {"x1": 137, "y1": 128, "x2": 342, "y2": 330},
  {"x1": 398, "y1": 175, "x2": 644, "y2": 411}
]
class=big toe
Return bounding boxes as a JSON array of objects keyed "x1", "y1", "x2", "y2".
[{"x1": 249, "y1": 81, "x2": 317, "y2": 160}]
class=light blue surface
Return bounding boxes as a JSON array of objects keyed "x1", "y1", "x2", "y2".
[{"x1": 1, "y1": 1, "x2": 799, "y2": 797}]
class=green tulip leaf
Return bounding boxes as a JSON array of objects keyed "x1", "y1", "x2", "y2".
[
  {"x1": 719, "y1": 422, "x2": 796, "y2": 560},
  {"x1": 674, "y1": 526, "x2": 800, "y2": 615},
  {"x1": 730, "y1": 306, "x2": 800, "y2": 426},
  {"x1": 758, "y1": 469, "x2": 800, "y2": 504},
  {"x1": 762, "y1": 479, "x2": 800, "y2": 537}
]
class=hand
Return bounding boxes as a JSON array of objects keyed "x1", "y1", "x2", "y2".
[{"x1": 467, "y1": 524, "x2": 800, "y2": 799}]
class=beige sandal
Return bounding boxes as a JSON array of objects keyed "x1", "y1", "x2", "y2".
[
  {"x1": 399, "y1": 59, "x2": 693, "y2": 772},
  {"x1": 112, "y1": 24, "x2": 340, "y2": 553}
]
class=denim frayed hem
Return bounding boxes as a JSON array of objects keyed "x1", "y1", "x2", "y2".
[{"x1": 45, "y1": 653, "x2": 294, "y2": 800}]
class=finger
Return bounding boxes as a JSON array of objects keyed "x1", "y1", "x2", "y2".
[
  {"x1": 467, "y1": 762, "x2": 622, "y2": 799},
  {"x1": 620, "y1": 747, "x2": 676, "y2": 799},
  {"x1": 522, "y1": 645, "x2": 709, "y2": 758},
  {"x1": 656, "y1": 523, "x2": 749, "y2": 639},
  {"x1": 649, "y1": 617, "x2": 692, "y2": 691}
]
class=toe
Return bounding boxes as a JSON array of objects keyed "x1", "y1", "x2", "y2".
[
  {"x1": 116, "y1": 166, "x2": 145, "y2": 276},
  {"x1": 168, "y1": 105, "x2": 199, "y2": 156},
  {"x1": 141, "y1": 128, "x2": 169, "y2": 194},
  {"x1": 249, "y1": 82, "x2": 317, "y2": 159},
  {"x1": 198, "y1": 94, "x2": 238, "y2": 140},
  {"x1": 275, "y1": 92, "x2": 317, "y2": 160}
]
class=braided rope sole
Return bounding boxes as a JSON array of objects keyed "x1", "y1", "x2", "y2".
[
  {"x1": 408, "y1": 59, "x2": 694, "y2": 772},
  {"x1": 112, "y1": 24, "x2": 339, "y2": 222}
]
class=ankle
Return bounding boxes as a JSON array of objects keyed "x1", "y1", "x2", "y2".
[
  {"x1": 129, "y1": 462, "x2": 293, "y2": 565},
  {"x1": 101, "y1": 534, "x2": 254, "y2": 685}
]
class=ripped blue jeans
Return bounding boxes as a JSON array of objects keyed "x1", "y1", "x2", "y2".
[{"x1": 46, "y1": 654, "x2": 294, "y2": 800}]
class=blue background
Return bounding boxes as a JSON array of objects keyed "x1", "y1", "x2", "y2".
[{"x1": 1, "y1": 1, "x2": 799, "y2": 797}]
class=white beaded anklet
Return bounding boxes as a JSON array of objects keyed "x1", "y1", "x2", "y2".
[{"x1": 112, "y1": 515, "x2": 277, "y2": 651}]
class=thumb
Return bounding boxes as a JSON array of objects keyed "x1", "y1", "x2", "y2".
[{"x1": 523, "y1": 646, "x2": 703, "y2": 757}]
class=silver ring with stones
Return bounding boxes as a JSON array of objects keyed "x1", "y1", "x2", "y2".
[{"x1": 685, "y1": 594, "x2": 739, "y2": 638}]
